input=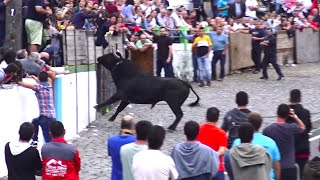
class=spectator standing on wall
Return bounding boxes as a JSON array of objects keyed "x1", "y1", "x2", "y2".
[
  {"x1": 108, "y1": 115, "x2": 136, "y2": 180},
  {"x1": 230, "y1": 123, "x2": 272, "y2": 180},
  {"x1": 192, "y1": 27, "x2": 212, "y2": 87},
  {"x1": 208, "y1": 26, "x2": 229, "y2": 81},
  {"x1": 5, "y1": 122, "x2": 42, "y2": 180},
  {"x1": 17, "y1": 71, "x2": 56, "y2": 146},
  {"x1": 228, "y1": 0, "x2": 246, "y2": 19},
  {"x1": 263, "y1": 104, "x2": 306, "y2": 180},
  {"x1": 222, "y1": 91, "x2": 251, "y2": 148},
  {"x1": 172, "y1": 121, "x2": 220, "y2": 180},
  {"x1": 288, "y1": 89, "x2": 312, "y2": 179},
  {"x1": 25, "y1": 0, "x2": 52, "y2": 53},
  {"x1": 0, "y1": 0, "x2": 12, "y2": 47},
  {"x1": 132, "y1": 125, "x2": 179, "y2": 180},
  {"x1": 245, "y1": 0, "x2": 258, "y2": 19},
  {"x1": 41, "y1": 121, "x2": 81, "y2": 179},
  {"x1": 193, "y1": 0, "x2": 207, "y2": 21},
  {"x1": 260, "y1": 28, "x2": 284, "y2": 80},
  {"x1": 197, "y1": 107, "x2": 228, "y2": 180},
  {"x1": 120, "y1": 120, "x2": 153, "y2": 180}
]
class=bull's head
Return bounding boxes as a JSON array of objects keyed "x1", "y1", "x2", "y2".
[{"x1": 97, "y1": 44, "x2": 123, "y2": 71}]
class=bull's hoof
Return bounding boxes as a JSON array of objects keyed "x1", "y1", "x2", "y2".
[
  {"x1": 108, "y1": 117, "x2": 116, "y2": 122},
  {"x1": 167, "y1": 129, "x2": 175, "y2": 133},
  {"x1": 168, "y1": 125, "x2": 176, "y2": 132}
]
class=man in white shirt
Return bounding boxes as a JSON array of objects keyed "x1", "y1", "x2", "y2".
[
  {"x1": 245, "y1": 0, "x2": 258, "y2": 19},
  {"x1": 120, "y1": 121, "x2": 153, "y2": 180},
  {"x1": 132, "y1": 125, "x2": 179, "y2": 180}
]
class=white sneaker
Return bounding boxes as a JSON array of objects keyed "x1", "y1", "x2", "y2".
[{"x1": 30, "y1": 141, "x2": 38, "y2": 148}]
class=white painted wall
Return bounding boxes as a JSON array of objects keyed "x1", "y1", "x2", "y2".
[{"x1": 0, "y1": 72, "x2": 97, "y2": 177}]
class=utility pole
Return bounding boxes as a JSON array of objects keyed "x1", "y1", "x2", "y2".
[{"x1": 4, "y1": 0, "x2": 22, "y2": 51}]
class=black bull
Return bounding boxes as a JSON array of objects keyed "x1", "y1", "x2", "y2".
[{"x1": 94, "y1": 53, "x2": 200, "y2": 130}]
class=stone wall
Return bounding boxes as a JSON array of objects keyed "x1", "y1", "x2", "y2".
[
  {"x1": 229, "y1": 33, "x2": 254, "y2": 71},
  {"x1": 62, "y1": 30, "x2": 124, "y2": 65},
  {"x1": 295, "y1": 28, "x2": 320, "y2": 64}
]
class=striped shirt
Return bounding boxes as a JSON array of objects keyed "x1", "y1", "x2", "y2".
[{"x1": 34, "y1": 82, "x2": 56, "y2": 118}]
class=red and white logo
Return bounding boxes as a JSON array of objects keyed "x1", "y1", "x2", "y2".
[{"x1": 45, "y1": 159, "x2": 67, "y2": 177}]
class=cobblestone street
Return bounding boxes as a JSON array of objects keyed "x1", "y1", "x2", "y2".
[{"x1": 70, "y1": 62, "x2": 320, "y2": 179}]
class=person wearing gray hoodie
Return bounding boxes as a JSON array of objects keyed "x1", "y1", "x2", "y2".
[
  {"x1": 230, "y1": 123, "x2": 272, "y2": 180},
  {"x1": 4, "y1": 122, "x2": 43, "y2": 180},
  {"x1": 171, "y1": 121, "x2": 219, "y2": 180}
]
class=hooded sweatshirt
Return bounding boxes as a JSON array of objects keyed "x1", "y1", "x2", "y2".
[
  {"x1": 5, "y1": 141, "x2": 42, "y2": 180},
  {"x1": 222, "y1": 108, "x2": 251, "y2": 148},
  {"x1": 171, "y1": 141, "x2": 219, "y2": 180},
  {"x1": 230, "y1": 143, "x2": 272, "y2": 180},
  {"x1": 303, "y1": 156, "x2": 320, "y2": 180}
]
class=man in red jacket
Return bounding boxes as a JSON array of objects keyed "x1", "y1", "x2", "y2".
[{"x1": 41, "y1": 121, "x2": 81, "y2": 180}]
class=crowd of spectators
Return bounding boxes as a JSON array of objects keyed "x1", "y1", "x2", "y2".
[
  {"x1": 3, "y1": 78, "x2": 319, "y2": 180},
  {"x1": 104, "y1": 89, "x2": 318, "y2": 180},
  {"x1": 1, "y1": 0, "x2": 320, "y2": 85}
]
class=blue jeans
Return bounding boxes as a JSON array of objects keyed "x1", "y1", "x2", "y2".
[
  {"x1": 224, "y1": 151, "x2": 234, "y2": 180},
  {"x1": 197, "y1": 55, "x2": 211, "y2": 82},
  {"x1": 156, "y1": 60, "x2": 174, "y2": 78},
  {"x1": 192, "y1": 53, "x2": 198, "y2": 82},
  {"x1": 276, "y1": 3, "x2": 283, "y2": 13},
  {"x1": 212, "y1": 171, "x2": 225, "y2": 180},
  {"x1": 212, "y1": 50, "x2": 226, "y2": 80},
  {"x1": 32, "y1": 115, "x2": 55, "y2": 143}
]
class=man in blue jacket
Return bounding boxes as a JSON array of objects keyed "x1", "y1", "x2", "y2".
[{"x1": 0, "y1": 0, "x2": 12, "y2": 47}]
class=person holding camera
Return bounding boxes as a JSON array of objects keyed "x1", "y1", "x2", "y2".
[{"x1": 263, "y1": 104, "x2": 306, "y2": 180}]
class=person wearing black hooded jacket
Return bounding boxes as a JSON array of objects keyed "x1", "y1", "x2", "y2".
[
  {"x1": 222, "y1": 91, "x2": 251, "y2": 148},
  {"x1": 288, "y1": 89, "x2": 312, "y2": 179}
]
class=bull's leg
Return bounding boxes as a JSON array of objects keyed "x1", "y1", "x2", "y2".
[
  {"x1": 167, "y1": 103, "x2": 184, "y2": 131},
  {"x1": 94, "y1": 92, "x2": 123, "y2": 110},
  {"x1": 108, "y1": 100, "x2": 130, "y2": 122}
]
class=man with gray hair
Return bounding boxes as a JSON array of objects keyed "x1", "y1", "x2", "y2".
[
  {"x1": 108, "y1": 115, "x2": 136, "y2": 180},
  {"x1": 19, "y1": 52, "x2": 42, "y2": 76}
]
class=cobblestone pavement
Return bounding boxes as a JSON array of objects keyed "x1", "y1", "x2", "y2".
[{"x1": 2, "y1": 63, "x2": 317, "y2": 180}]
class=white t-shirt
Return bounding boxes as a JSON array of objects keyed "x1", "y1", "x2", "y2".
[
  {"x1": 120, "y1": 143, "x2": 148, "y2": 180},
  {"x1": 0, "y1": 67, "x2": 6, "y2": 83},
  {"x1": 140, "y1": 4, "x2": 154, "y2": 16},
  {"x1": 132, "y1": 149, "x2": 179, "y2": 180},
  {"x1": 245, "y1": 0, "x2": 258, "y2": 18}
]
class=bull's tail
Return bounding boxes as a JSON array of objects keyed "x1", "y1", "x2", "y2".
[{"x1": 182, "y1": 81, "x2": 200, "y2": 107}]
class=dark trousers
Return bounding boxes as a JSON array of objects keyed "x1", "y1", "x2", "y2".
[
  {"x1": 195, "y1": 7, "x2": 207, "y2": 22},
  {"x1": 212, "y1": 171, "x2": 225, "y2": 180},
  {"x1": 32, "y1": 115, "x2": 55, "y2": 143},
  {"x1": 251, "y1": 46, "x2": 262, "y2": 71},
  {"x1": 281, "y1": 167, "x2": 298, "y2": 180},
  {"x1": 156, "y1": 60, "x2": 174, "y2": 78},
  {"x1": 296, "y1": 157, "x2": 308, "y2": 179},
  {"x1": 192, "y1": 53, "x2": 198, "y2": 82},
  {"x1": 212, "y1": 5, "x2": 219, "y2": 18},
  {"x1": 224, "y1": 151, "x2": 234, "y2": 180},
  {"x1": 262, "y1": 55, "x2": 283, "y2": 78},
  {"x1": 0, "y1": 21, "x2": 5, "y2": 47},
  {"x1": 212, "y1": 50, "x2": 226, "y2": 80}
]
